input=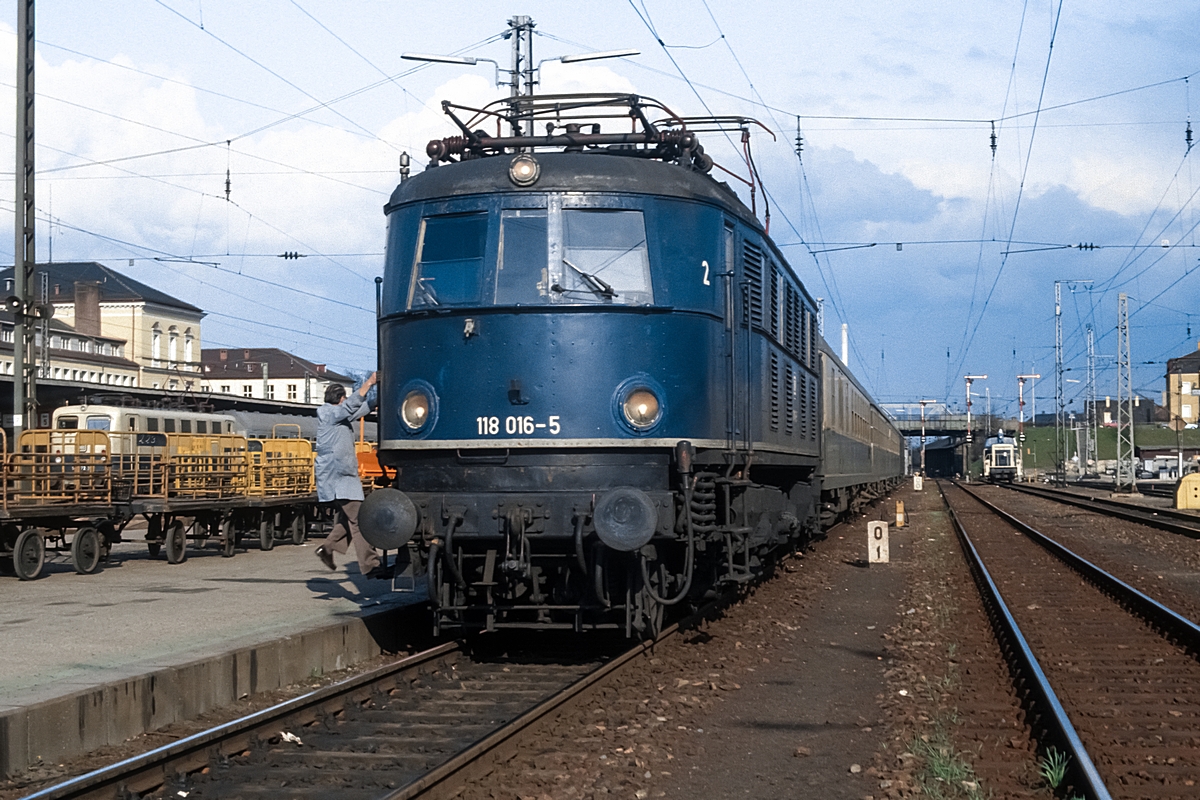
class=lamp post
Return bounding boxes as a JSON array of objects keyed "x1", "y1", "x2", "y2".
[
  {"x1": 918, "y1": 399, "x2": 936, "y2": 475},
  {"x1": 1018, "y1": 374, "x2": 1040, "y2": 479},
  {"x1": 964, "y1": 375, "x2": 987, "y2": 480}
]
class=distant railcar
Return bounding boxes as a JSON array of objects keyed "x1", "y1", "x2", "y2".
[{"x1": 983, "y1": 430, "x2": 1021, "y2": 482}]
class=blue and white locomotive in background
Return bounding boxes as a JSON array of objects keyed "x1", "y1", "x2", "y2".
[
  {"x1": 982, "y1": 429, "x2": 1022, "y2": 482},
  {"x1": 360, "y1": 93, "x2": 902, "y2": 635}
]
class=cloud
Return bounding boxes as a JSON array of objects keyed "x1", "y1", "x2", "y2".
[{"x1": 801, "y1": 145, "x2": 943, "y2": 230}]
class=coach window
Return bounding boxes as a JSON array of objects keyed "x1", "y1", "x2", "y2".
[
  {"x1": 409, "y1": 212, "x2": 488, "y2": 308},
  {"x1": 165, "y1": 418, "x2": 176, "y2": 433},
  {"x1": 197, "y1": 420, "x2": 208, "y2": 434},
  {"x1": 554, "y1": 209, "x2": 651, "y2": 306},
  {"x1": 147, "y1": 417, "x2": 160, "y2": 432},
  {"x1": 126, "y1": 416, "x2": 138, "y2": 431},
  {"x1": 57, "y1": 415, "x2": 79, "y2": 429},
  {"x1": 86, "y1": 416, "x2": 112, "y2": 430},
  {"x1": 495, "y1": 209, "x2": 548, "y2": 305},
  {"x1": 181, "y1": 420, "x2": 192, "y2": 433}
]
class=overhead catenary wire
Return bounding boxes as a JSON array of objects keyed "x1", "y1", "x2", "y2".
[
  {"x1": 152, "y1": 0, "x2": 404, "y2": 154},
  {"x1": 951, "y1": 0, "x2": 1065, "y2": 389}
]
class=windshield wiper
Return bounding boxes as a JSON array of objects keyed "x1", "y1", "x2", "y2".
[
  {"x1": 415, "y1": 277, "x2": 440, "y2": 306},
  {"x1": 561, "y1": 258, "x2": 617, "y2": 300}
]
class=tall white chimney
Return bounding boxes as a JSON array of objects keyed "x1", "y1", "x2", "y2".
[{"x1": 840, "y1": 323, "x2": 849, "y2": 367}]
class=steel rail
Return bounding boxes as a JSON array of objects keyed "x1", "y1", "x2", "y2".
[
  {"x1": 25, "y1": 623, "x2": 686, "y2": 800},
  {"x1": 1005, "y1": 482, "x2": 1200, "y2": 538},
  {"x1": 22, "y1": 641, "x2": 462, "y2": 800},
  {"x1": 960, "y1": 483, "x2": 1200, "y2": 654},
  {"x1": 939, "y1": 482, "x2": 1112, "y2": 800},
  {"x1": 383, "y1": 621, "x2": 684, "y2": 800}
]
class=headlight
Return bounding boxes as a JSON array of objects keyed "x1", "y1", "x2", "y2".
[
  {"x1": 509, "y1": 153, "x2": 540, "y2": 186},
  {"x1": 400, "y1": 389, "x2": 431, "y2": 430},
  {"x1": 623, "y1": 388, "x2": 661, "y2": 429}
]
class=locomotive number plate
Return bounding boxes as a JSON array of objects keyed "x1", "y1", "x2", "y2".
[{"x1": 475, "y1": 415, "x2": 561, "y2": 436}]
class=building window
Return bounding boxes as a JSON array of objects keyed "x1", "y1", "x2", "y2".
[
  {"x1": 243, "y1": 384, "x2": 253, "y2": 398},
  {"x1": 151, "y1": 324, "x2": 161, "y2": 366},
  {"x1": 287, "y1": 383, "x2": 297, "y2": 401},
  {"x1": 184, "y1": 329, "x2": 194, "y2": 367},
  {"x1": 266, "y1": 385, "x2": 275, "y2": 400},
  {"x1": 220, "y1": 384, "x2": 230, "y2": 394},
  {"x1": 168, "y1": 327, "x2": 178, "y2": 366}
]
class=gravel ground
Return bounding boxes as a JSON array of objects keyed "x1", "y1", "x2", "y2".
[{"x1": 971, "y1": 485, "x2": 1200, "y2": 622}]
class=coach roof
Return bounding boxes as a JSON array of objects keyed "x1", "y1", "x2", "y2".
[{"x1": 385, "y1": 152, "x2": 757, "y2": 227}]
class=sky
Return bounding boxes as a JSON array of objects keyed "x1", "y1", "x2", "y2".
[{"x1": 1, "y1": 1, "x2": 1198, "y2": 418}]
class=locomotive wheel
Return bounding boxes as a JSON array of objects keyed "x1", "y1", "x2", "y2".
[
  {"x1": 259, "y1": 518, "x2": 275, "y2": 551},
  {"x1": 222, "y1": 520, "x2": 236, "y2": 558},
  {"x1": 71, "y1": 527, "x2": 103, "y2": 575},
  {"x1": 13, "y1": 529, "x2": 45, "y2": 581},
  {"x1": 290, "y1": 514, "x2": 306, "y2": 545},
  {"x1": 165, "y1": 521, "x2": 188, "y2": 564}
]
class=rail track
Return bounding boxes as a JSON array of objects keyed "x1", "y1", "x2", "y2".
[
  {"x1": 24, "y1": 628, "x2": 678, "y2": 800},
  {"x1": 942, "y1": 481, "x2": 1200, "y2": 798},
  {"x1": 1004, "y1": 482, "x2": 1200, "y2": 538}
]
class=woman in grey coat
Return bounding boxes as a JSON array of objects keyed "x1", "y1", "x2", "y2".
[{"x1": 313, "y1": 372, "x2": 385, "y2": 578}]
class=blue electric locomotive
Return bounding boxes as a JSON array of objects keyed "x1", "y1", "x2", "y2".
[{"x1": 360, "y1": 93, "x2": 900, "y2": 635}]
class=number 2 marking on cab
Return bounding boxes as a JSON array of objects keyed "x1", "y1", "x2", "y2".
[{"x1": 476, "y1": 415, "x2": 560, "y2": 436}]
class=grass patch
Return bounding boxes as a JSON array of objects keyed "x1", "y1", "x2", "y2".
[{"x1": 909, "y1": 719, "x2": 989, "y2": 799}]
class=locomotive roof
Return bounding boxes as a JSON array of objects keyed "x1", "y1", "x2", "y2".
[{"x1": 385, "y1": 153, "x2": 758, "y2": 228}]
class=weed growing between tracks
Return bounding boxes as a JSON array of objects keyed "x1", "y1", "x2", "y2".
[{"x1": 909, "y1": 720, "x2": 987, "y2": 800}]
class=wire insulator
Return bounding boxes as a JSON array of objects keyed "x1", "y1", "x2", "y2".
[{"x1": 989, "y1": 121, "x2": 997, "y2": 158}]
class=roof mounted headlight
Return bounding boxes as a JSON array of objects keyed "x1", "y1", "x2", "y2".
[{"x1": 509, "y1": 153, "x2": 540, "y2": 187}]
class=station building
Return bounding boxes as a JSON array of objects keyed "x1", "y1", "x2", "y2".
[
  {"x1": 0, "y1": 261, "x2": 205, "y2": 391},
  {"x1": 200, "y1": 347, "x2": 354, "y2": 406}
]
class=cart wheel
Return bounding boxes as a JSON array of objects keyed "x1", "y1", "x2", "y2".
[
  {"x1": 166, "y1": 521, "x2": 188, "y2": 564},
  {"x1": 291, "y1": 514, "x2": 306, "y2": 545},
  {"x1": 71, "y1": 527, "x2": 103, "y2": 575},
  {"x1": 147, "y1": 541, "x2": 161, "y2": 558},
  {"x1": 259, "y1": 519, "x2": 275, "y2": 551},
  {"x1": 222, "y1": 520, "x2": 236, "y2": 558},
  {"x1": 13, "y1": 529, "x2": 45, "y2": 581}
]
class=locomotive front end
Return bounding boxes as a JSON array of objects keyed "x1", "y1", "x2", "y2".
[{"x1": 366, "y1": 151, "x2": 735, "y2": 636}]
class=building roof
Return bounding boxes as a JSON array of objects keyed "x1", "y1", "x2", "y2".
[
  {"x1": 0, "y1": 262, "x2": 204, "y2": 314},
  {"x1": 1168, "y1": 344, "x2": 1200, "y2": 374},
  {"x1": 201, "y1": 347, "x2": 354, "y2": 383}
]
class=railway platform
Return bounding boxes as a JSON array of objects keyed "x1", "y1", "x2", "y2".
[{"x1": 0, "y1": 533, "x2": 424, "y2": 777}]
